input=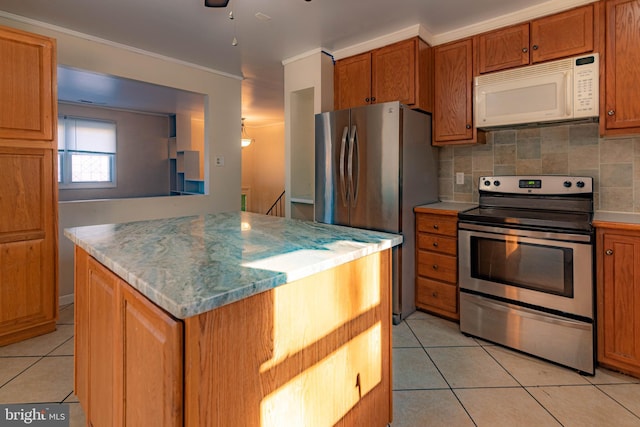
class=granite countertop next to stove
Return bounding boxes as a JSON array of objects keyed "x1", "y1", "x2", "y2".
[{"x1": 415, "y1": 201, "x2": 478, "y2": 214}]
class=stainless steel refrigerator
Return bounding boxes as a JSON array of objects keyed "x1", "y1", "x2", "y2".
[{"x1": 315, "y1": 101, "x2": 439, "y2": 323}]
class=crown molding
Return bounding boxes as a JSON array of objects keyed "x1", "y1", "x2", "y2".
[
  {"x1": 430, "y1": 0, "x2": 597, "y2": 46},
  {"x1": 0, "y1": 10, "x2": 243, "y2": 80}
]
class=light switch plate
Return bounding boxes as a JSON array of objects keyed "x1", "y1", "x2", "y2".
[{"x1": 456, "y1": 172, "x2": 464, "y2": 185}]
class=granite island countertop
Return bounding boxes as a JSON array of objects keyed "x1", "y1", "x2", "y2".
[{"x1": 64, "y1": 211, "x2": 402, "y2": 319}]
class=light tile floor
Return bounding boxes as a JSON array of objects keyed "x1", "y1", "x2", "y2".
[
  {"x1": 0, "y1": 304, "x2": 84, "y2": 425},
  {"x1": 393, "y1": 310, "x2": 640, "y2": 427},
  {"x1": 2, "y1": 305, "x2": 640, "y2": 426}
]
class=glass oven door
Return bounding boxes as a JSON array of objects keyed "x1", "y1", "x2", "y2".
[{"x1": 458, "y1": 223, "x2": 593, "y2": 319}]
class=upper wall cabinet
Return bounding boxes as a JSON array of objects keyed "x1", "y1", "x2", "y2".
[
  {"x1": 334, "y1": 52, "x2": 371, "y2": 110},
  {"x1": 334, "y1": 37, "x2": 433, "y2": 112},
  {"x1": 0, "y1": 26, "x2": 56, "y2": 144},
  {"x1": 478, "y1": 4, "x2": 595, "y2": 74},
  {"x1": 433, "y1": 38, "x2": 485, "y2": 146},
  {"x1": 603, "y1": 0, "x2": 640, "y2": 136}
]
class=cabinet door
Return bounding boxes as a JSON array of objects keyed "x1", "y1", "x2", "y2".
[
  {"x1": 0, "y1": 25, "x2": 56, "y2": 143},
  {"x1": 0, "y1": 147, "x2": 57, "y2": 346},
  {"x1": 433, "y1": 38, "x2": 480, "y2": 145},
  {"x1": 478, "y1": 23, "x2": 530, "y2": 74},
  {"x1": 334, "y1": 53, "x2": 371, "y2": 110},
  {"x1": 87, "y1": 257, "x2": 117, "y2": 427},
  {"x1": 604, "y1": 0, "x2": 640, "y2": 133},
  {"x1": 530, "y1": 4, "x2": 594, "y2": 63},
  {"x1": 372, "y1": 39, "x2": 416, "y2": 105},
  {"x1": 599, "y1": 230, "x2": 640, "y2": 376},
  {"x1": 115, "y1": 282, "x2": 183, "y2": 426}
]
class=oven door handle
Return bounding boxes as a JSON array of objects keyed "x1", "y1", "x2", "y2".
[{"x1": 458, "y1": 222, "x2": 592, "y2": 243}]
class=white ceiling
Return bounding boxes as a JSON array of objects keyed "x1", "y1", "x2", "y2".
[{"x1": 0, "y1": 0, "x2": 593, "y2": 127}]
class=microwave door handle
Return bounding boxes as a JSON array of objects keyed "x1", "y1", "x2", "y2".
[
  {"x1": 565, "y1": 71, "x2": 572, "y2": 117},
  {"x1": 339, "y1": 126, "x2": 349, "y2": 207},
  {"x1": 348, "y1": 125, "x2": 359, "y2": 207}
]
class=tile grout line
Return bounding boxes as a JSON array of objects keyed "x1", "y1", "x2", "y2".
[
  {"x1": 477, "y1": 342, "x2": 566, "y2": 426},
  {"x1": 404, "y1": 319, "x2": 479, "y2": 427}
]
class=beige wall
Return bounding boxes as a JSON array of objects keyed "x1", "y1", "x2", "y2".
[
  {"x1": 0, "y1": 16, "x2": 242, "y2": 303},
  {"x1": 439, "y1": 122, "x2": 640, "y2": 213},
  {"x1": 242, "y1": 123, "x2": 286, "y2": 215},
  {"x1": 58, "y1": 103, "x2": 171, "y2": 201}
]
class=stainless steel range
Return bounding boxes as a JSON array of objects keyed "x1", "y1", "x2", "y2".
[{"x1": 458, "y1": 175, "x2": 595, "y2": 374}]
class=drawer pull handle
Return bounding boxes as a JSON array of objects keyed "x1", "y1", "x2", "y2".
[
  {"x1": 432, "y1": 264, "x2": 438, "y2": 270},
  {"x1": 433, "y1": 224, "x2": 439, "y2": 230},
  {"x1": 605, "y1": 249, "x2": 614, "y2": 256},
  {"x1": 433, "y1": 242, "x2": 439, "y2": 247}
]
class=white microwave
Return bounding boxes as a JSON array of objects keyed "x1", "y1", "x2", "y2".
[{"x1": 474, "y1": 53, "x2": 599, "y2": 128}]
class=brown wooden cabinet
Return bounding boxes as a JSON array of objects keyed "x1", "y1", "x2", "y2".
[
  {"x1": 75, "y1": 249, "x2": 184, "y2": 426},
  {"x1": 596, "y1": 223, "x2": 640, "y2": 378},
  {"x1": 0, "y1": 25, "x2": 58, "y2": 346},
  {"x1": 602, "y1": 0, "x2": 640, "y2": 136},
  {"x1": 334, "y1": 37, "x2": 432, "y2": 112},
  {"x1": 415, "y1": 209, "x2": 460, "y2": 320},
  {"x1": 0, "y1": 26, "x2": 56, "y2": 143},
  {"x1": 75, "y1": 246, "x2": 392, "y2": 426},
  {"x1": 433, "y1": 38, "x2": 485, "y2": 146},
  {"x1": 334, "y1": 52, "x2": 372, "y2": 110},
  {"x1": 478, "y1": 4, "x2": 595, "y2": 74}
]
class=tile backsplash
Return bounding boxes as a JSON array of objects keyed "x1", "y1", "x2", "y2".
[{"x1": 438, "y1": 122, "x2": 640, "y2": 213}]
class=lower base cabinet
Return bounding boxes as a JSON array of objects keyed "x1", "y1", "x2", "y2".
[
  {"x1": 596, "y1": 224, "x2": 640, "y2": 378},
  {"x1": 75, "y1": 247, "x2": 183, "y2": 426},
  {"x1": 414, "y1": 208, "x2": 460, "y2": 320},
  {"x1": 74, "y1": 247, "x2": 392, "y2": 426}
]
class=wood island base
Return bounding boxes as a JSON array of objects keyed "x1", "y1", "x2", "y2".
[{"x1": 74, "y1": 246, "x2": 392, "y2": 426}]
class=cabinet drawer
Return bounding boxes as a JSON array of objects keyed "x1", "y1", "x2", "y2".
[
  {"x1": 417, "y1": 251, "x2": 457, "y2": 283},
  {"x1": 416, "y1": 278, "x2": 457, "y2": 313},
  {"x1": 417, "y1": 233, "x2": 457, "y2": 256},
  {"x1": 416, "y1": 214, "x2": 457, "y2": 237}
]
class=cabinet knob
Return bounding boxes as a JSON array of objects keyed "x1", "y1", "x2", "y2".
[
  {"x1": 433, "y1": 242, "x2": 439, "y2": 247},
  {"x1": 466, "y1": 124, "x2": 471, "y2": 129},
  {"x1": 365, "y1": 97, "x2": 370, "y2": 103},
  {"x1": 522, "y1": 47, "x2": 528, "y2": 53},
  {"x1": 432, "y1": 291, "x2": 438, "y2": 297},
  {"x1": 433, "y1": 224, "x2": 439, "y2": 230},
  {"x1": 432, "y1": 264, "x2": 438, "y2": 270},
  {"x1": 607, "y1": 110, "x2": 615, "y2": 116},
  {"x1": 371, "y1": 96, "x2": 376, "y2": 102},
  {"x1": 605, "y1": 249, "x2": 614, "y2": 256},
  {"x1": 532, "y1": 44, "x2": 539, "y2": 50}
]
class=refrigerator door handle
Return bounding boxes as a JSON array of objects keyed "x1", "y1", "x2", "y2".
[
  {"x1": 348, "y1": 125, "x2": 359, "y2": 207},
  {"x1": 339, "y1": 126, "x2": 349, "y2": 206}
]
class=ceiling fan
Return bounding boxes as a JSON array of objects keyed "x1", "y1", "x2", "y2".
[{"x1": 204, "y1": 0, "x2": 230, "y2": 6}]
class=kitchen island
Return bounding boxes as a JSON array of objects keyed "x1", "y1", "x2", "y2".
[{"x1": 65, "y1": 211, "x2": 401, "y2": 427}]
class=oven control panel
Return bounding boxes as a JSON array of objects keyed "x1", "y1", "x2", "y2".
[{"x1": 479, "y1": 175, "x2": 593, "y2": 194}]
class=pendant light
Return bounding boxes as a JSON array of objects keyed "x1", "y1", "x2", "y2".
[{"x1": 241, "y1": 118, "x2": 253, "y2": 148}]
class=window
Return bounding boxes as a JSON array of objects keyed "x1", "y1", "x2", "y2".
[{"x1": 58, "y1": 116, "x2": 117, "y2": 188}]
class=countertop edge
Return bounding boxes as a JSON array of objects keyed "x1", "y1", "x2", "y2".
[{"x1": 64, "y1": 214, "x2": 402, "y2": 319}]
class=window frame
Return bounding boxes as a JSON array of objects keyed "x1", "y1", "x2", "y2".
[{"x1": 58, "y1": 115, "x2": 118, "y2": 190}]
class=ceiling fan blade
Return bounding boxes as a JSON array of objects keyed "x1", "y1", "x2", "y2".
[{"x1": 204, "y1": 0, "x2": 230, "y2": 6}]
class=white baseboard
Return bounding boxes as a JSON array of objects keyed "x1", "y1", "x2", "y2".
[{"x1": 59, "y1": 293, "x2": 74, "y2": 306}]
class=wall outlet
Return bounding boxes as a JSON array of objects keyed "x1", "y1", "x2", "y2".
[
  {"x1": 456, "y1": 172, "x2": 465, "y2": 185},
  {"x1": 215, "y1": 156, "x2": 225, "y2": 167}
]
